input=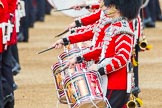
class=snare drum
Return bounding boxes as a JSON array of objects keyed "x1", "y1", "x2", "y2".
[
  {"x1": 63, "y1": 71, "x2": 108, "y2": 108},
  {"x1": 58, "y1": 48, "x2": 80, "y2": 60},
  {"x1": 51, "y1": 60, "x2": 79, "y2": 103},
  {"x1": 58, "y1": 47, "x2": 88, "y2": 61},
  {"x1": 51, "y1": 61, "x2": 68, "y2": 104}
]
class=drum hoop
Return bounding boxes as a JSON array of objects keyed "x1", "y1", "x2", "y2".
[
  {"x1": 58, "y1": 91, "x2": 65, "y2": 96},
  {"x1": 63, "y1": 71, "x2": 97, "y2": 83},
  {"x1": 86, "y1": 70, "x2": 98, "y2": 75},
  {"x1": 63, "y1": 75, "x2": 71, "y2": 85},
  {"x1": 58, "y1": 52, "x2": 67, "y2": 58},
  {"x1": 68, "y1": 48, "x2": 80, "y2": 53},
  {"x1": 51, "y1": 62, "x2": 60, "y2": 70},
  {"x1": 60, "y1": 49, "x2": 81, "y2": 60},
  {"x1": 52, "y1": 61, "x2": 67, "y2": 72},
  {"x1": 63, "y1": 71, "x2": 98, "y2": 89}
]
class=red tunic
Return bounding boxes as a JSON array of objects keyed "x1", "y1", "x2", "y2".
[
  {"x1": 90, "y1": 4, "x2": 100, "y2": 9},
  {"x1": 84, "y1": 20, "x2": 134, "y2": 90},
  {"x1": 0, "y1": 0, "x2": 8, "y2": 52},
  {"x1": 7, "y1": 0, "x2": 17, "y2": 14},
  {"x1": 68, "y1": 18, "x2": 134, "y2": 90},
  {"x1": 77, "y1": 9, "x2": 101, "y2": 26},
  {"x1": 7, "y1": 0, "x2": 17, "y2": 45},
  {"x1": 68, "y1": 16, "x2": 114, "y2": 61}
]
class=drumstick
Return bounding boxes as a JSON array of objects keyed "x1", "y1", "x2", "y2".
[
  {"x1": 54, "y1": 6, "x2": 89, "y2": 12},
  {"x1": 55, "y1": 29, "x2": 69, "y2": 37},
  {"x1": 54, "y1": 7, "x2": 73, "y2": 12},
  {"x1": 37, "y1": 46, "x2": 55, "y2": 54}
]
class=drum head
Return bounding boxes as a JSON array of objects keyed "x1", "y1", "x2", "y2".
[{"x1": 50, "y1": 0, "x2": 90, "y2": 17}]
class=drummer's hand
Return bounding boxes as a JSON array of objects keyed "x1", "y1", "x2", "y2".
[
  {"x1": 88, "y1": 64, "x2": 98, "y2": 71},
  {"x1": 67, "y1": 22, "x2": 76, "y2": 30},
  {"x1": 71, "y1": 3, "x2": 86, "y2": 10},
  {"x1": 65, "y1": 57, "x2": 77, "y2": 69},
  {"x1": 69, "y1": 57, "x2": 77, "y2": 68},
  {"x1": 72, "y1": 5, "x2": 82, "y2": 10},
  {"x1": 63, "y1": 22, "x2": 76, "y2": 32},
  {"x1": 52, "y1": 39, "x2": 64, "y2": 49}
]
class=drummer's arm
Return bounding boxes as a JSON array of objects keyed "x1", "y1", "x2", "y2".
[
  {"x1": 75, "y1": 9, "x2": 101, "y2": 27},
  {"x1": 62, "y1": 29, "x2": 94, "y2": 45},
  {"x1": 89, "y1": 4, "x2": 100, "y2": 10},
  {"x1": 75, "y1": 47, "x2": 102, "y2": 63}
]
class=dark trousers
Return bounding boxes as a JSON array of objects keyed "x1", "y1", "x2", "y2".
[
  {"x1": 145, "y1": 0, "x2": 156, "y2": 21},
  {"x1": 0, "y1": 54, "x2": 4, "y2": 108},
  {"x1": 0, "y1": 47, "x2": 15, "y2": 108},
  {"x1": 155, "y1": 0, "x2": 161, "y2": 17},
  {"x1": 20, "y1": 0, "x2": 29, "y2": 42},
  {"x1": 36, "y1": 0, "x2": 46, "y2": 19},
  {"x1": 11, "y1": 44, "x2": 19, "y2": 64},
  {"x1": 134, "y1": 43, "x2": 139, "y2": 88},
  {"x1": 2, "y1": 47, "x2": 14, "y2": 92},
  {"x1": 28, "y1": 0, "x2": 35, "y2": 26},
  {"x1": 106, "y1": 90, "x2": 129, "y2": 108},
  {"x1": 45, "y1": 1, "x2": 52, "y2": 14}
]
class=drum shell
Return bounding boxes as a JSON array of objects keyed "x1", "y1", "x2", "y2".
[
  {"x1": 51, "y1": 61, "x2": 68, "y2": 103},
  {"x1": 63, "y1": 71, "x2": 108, "y2": 108}
]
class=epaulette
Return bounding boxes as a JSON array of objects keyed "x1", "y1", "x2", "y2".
[
  {"x1": 100, "y1": 19, "x2": 134, "y2": 60},
  {"x1": 105, "y1": 20, "x2": 134, "y2": 40}
]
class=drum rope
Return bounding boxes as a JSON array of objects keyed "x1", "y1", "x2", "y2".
[
  {"x1": 105, "y1": 97, "x2": 112, "y2": 108},
  {"x1": 90, "y1": 98, "x2": 99, "y2": 108}
]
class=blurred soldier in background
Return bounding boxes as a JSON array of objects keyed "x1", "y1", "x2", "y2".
[
  {"x1": 36, "y1": 0, "x2": 46, "y2": 22},
  {"x1": 142, "y1": 0, "x2": 162, "y2": 28},
  {"x1": 0, "y1": 0, "x2": 9, "y2": 107}
]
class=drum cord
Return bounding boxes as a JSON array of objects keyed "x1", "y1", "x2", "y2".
[
  {"x1": 105, "y1": 97, "x2": 112, "y2": 108},
  {"x1": 90, "y1": 99, "x2": 99, "y2": 108}
]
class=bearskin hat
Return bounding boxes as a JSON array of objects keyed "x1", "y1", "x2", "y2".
[{"x1": 103, "y1": 0, "x2": 142, "y2": 20}]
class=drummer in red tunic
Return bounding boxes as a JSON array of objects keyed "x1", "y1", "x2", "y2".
[
  {"x1": 0, "y1": 0, "x2": 8, "y2": 106},
  {"x1": 68, "y1": 0, "x2": 142, "y2": 98},
  {"x1": 52, "y1": 0, "x2": 141, "y2": 107},
  {"x1": 67, "y1": 0, "x2": 102, "y2": 29}
]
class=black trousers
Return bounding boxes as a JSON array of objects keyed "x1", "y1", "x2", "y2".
[
  {"x1": 155, "y1": 0, "x2": 161, "y2": 17},
  {"x1": 106, "y1": 90, "x2": 129, "y2": 108},
  {"x1": 134, "y1": 43, "x2": 139, "y2": 88},
  {"x1": 11, "y1": 44, "x2": 19, "y2": 64},
  {"x1": 0, "y1": 53, "x2": 4, "y2": 108},
  {"x1": 45, "y1": 1, "x2": 52, "y2": 14},
  {"x1": 36, "y1": 0, "x2": 46, "y2": 19},
  {"x1": 28, "y1": 0, "x2": 35, "y2": 26},
  {"x1": 2, "y1": 47, "x2": 14, "y2": 92},
  {"x1": 144, "y1": 0, "x2": 156, "y2": 21},
  {"x1": 20, "y1": 0, "x2": 30, "y2": 41}
]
